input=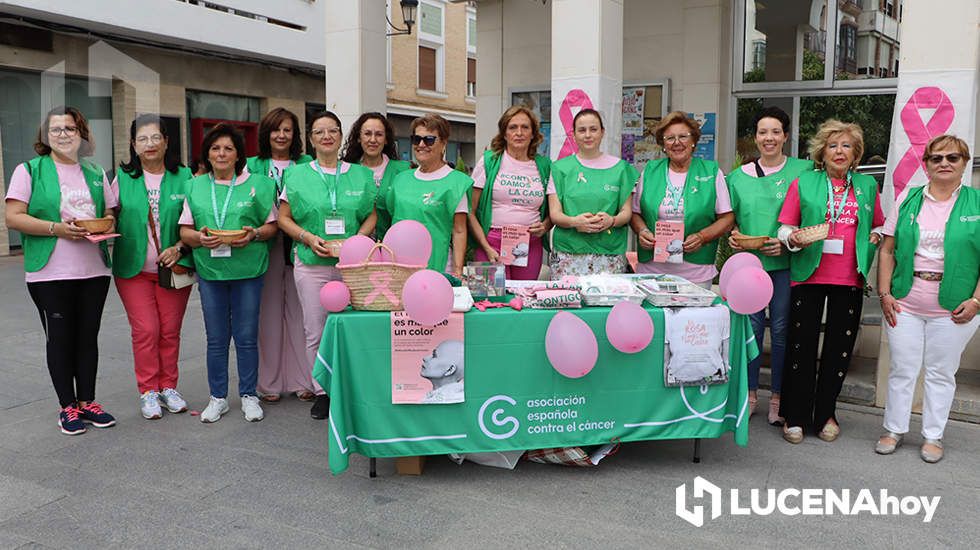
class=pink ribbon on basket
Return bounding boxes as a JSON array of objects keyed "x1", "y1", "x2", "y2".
[
  {"x1": 363, "y1": 271, "x2": 400, "y2": 306},
  {"x1": 557, "y1": 89, "x2": 595, "y2": 159},
  {"x1": 892, "y1": 86, "x2": 956, "y2": 198}
]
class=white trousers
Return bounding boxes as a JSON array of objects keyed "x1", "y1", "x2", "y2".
[{"x1": 883, "y1": 311, "x2": 979, "y2": 439}]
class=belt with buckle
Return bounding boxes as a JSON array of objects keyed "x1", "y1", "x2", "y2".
[{"x1": 913, "y1": 271, "x2": 943, "y2": 281}]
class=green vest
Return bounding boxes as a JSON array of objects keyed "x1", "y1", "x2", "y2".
[
  {"x1": 475, "y1": 150, "x2": 551, "y2": 242},
  {"x1": 789, "y1": 170, "x2": 879, "y2": 283},
  {"x1": 184, "y1": 173, "x2": 276, "y2": 281},
  {"x1": 372, "y1": 157, "x2": 413, "y2": 240},
  {"x1": 550, "y1": 155, "x2": 638, "y2": 255},
  {"x1": 22, "y1": 155, "x2": 110, "y2": 272},
  {"x1": 726, "y1": 157, "x2": 814, "y2": 271},
  {"x1": 112, "y1": 166, "x2": 193, "y2": 278},
  {"x1": 386, "y1": 168, "x2": 473, "y2": 271},
  {"x1": 637, "y1": 158, "x2": 720, "y2": 265},
  {"x1": 283, "y1": 162, "x2": 378, "y2": 267},
  {"x1": 891, "y1": 185, "x2": 980, "y2": 311},
  {"x1": 246, "y1": 155, "x2": 313, "y2": 190}
]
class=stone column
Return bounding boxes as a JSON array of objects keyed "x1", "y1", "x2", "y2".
[
  {"x1": 474, "y1": 0, "x2": 504, "y2": 153},
  {"x1": 324, "y1": 0, "x2": 388, "y2": 133}
]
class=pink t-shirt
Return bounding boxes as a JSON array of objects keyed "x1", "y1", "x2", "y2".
[
  {"x1": 631, "y1": 167, "x2": 732, "y2": 284},
  {"x1": 368, "y1": 155, "x2": 390, "y2": 188},
  {"x1": 778, "y1": 178, "x2": 886, "y2": 287},
  {"x1": 179, "y1": 176, "x2": 278, "y2": 227},
  {"x1": 740, "y1": 158, "x2": 787, "y2": 177},
  {"x1": 546, "y1": 153, "x2": 621, "y2": 195},
  {"x1": 882, "y1": 185, "x2": 960, "y2": 317},
  {"x1": 5, "y1": 161, "x2": 112, "y2": 282},
  {"x1": 105, "y1": 172, "x2": 165, "y2": 274},
  {"x1": 472, "y1": 151, "x2": 545, "y2": 228}
]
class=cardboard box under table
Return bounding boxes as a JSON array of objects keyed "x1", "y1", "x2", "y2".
[{"x1": 313, "y1": 304, "x2": 757, "y2": 475}]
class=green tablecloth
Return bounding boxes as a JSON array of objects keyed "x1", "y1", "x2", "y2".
[{"x1": 314, "y1": 304, "x2": 757, "y2": 474}]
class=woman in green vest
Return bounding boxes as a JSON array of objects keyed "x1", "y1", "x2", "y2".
[
  {"x1": 876, "y1": 135, "x2": 980, "y2": 463},
  {"x1": 106, "y1": 114, "x2": 193, "y2": 421},
  {"x1": 341, "y1": 112, "x2": 411, "y2": 239},
  {"x1": 469, "y1": 105, "x2": 552, "y2": 280},
  {"x1": 384, "y1": 113, "x2": 473, "y2": 275},
  {"x1": 548, "y1": 109, "x2": 638, "y2": 279},
  {"x1": 278, "y1": 110, "x2": 377, "y2": 419},
  {"x1": 246, "y1": 108, "x2": 314, "y2": 405},
  {"x1": 726, "y1": 106, "x2": 813, "y2": 425},
  {"x1": 631, "y1": 111, "x2": 734, "y2": 288},
  {"x1": 775, "y1": 119, "x2": 885, "y2": 444},
  {"x1": 4, "y1": 105, "x2": 117, "y2": 435},
  {"x1": 179, "y1": 124, "x2": 278, "y2": 424}
]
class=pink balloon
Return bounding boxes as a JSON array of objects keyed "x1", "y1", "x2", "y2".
[
  {"x1": 606, "y1": 301, "x2": 654, "y2": 354},
  {"x1": 338, "y1": 235, "x2": 377, "y2": 266},
  {"x1": 402, "y1": 270, "x2": 453, "y2": 326},
  {"x1": 719, "y1": 252, "x2": 764, "y2": 298},
  {"x1": 383, "y1": 220, "x2": 432, "y2": 266},
  {"x1": 727, "y1": 267, "x2": 774, "y2": 315},
  {"x1": 319, "y1": 281, "x2": 351, "y2": 313},
  {"x1": 545, "y1": 312, "x2": 598, "y2": 378}
]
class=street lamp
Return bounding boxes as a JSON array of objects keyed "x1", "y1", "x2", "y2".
[{"x1": 387, "y1": 0, "x2": 419, "y2": 37}]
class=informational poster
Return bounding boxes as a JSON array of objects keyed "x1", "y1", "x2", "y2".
[
  {"x1": 391, "y1": 311, "x2": 465, "y2": 404},
  {"x1": 499, "y1": 225, "x2": 531, "y2": 267},
  {"x1": 622, "y1": 88, "x2": 645, "y2": 137},
  {"x1": 653, "y1": 220, "x2": 684, "y2": 263},
  {"x1": 623, "y1": 84, "x2": 666, "y2": 172},
  {"x1": 688, "y1": 112, "x2": 716, "y2": 161}
]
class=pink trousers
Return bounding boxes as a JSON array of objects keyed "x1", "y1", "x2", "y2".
[
  {"x1": 257, "y1": 235, "x2": 312, "y2": 395},
  {"x1": 293, "y1": 261, "x2": 343, "y2": 395}
]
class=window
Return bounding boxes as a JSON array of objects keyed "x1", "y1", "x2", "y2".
[
  {"x1": 466, "y1": 57, "x2": 476, "y2": 97},
  {"x1": 836, "y1": 24, "x2": 857, "y2": 76},
  {"x1": 751, "y1": 40, "x2": 766, "y2": 71},
  {"x1": 741, "y1": 0, "x2": 829, "y2": 84},
  {"x1": 417, "y1": 1, "x2": 445, "y2": 93}
]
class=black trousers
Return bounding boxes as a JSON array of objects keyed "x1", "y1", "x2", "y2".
[
  {"x1": 26, "y1": 276, "x2": 110, "y2": 407},
  {"x1": 779, "y1": 284, "x2": 863, "y2": 430}
]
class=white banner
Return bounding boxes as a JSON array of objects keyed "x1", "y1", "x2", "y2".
[{"x1": 882, "y1": 69, "x2": 978, "y2": 210}]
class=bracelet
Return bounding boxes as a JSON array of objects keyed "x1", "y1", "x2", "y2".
[
  {"x1": 879, "y1": 292, "x2": 891, "y2": 299},
  {"x1": 297, "y1": 231, "x2": 306, "y2": 245},
  {"x1": 48, "y1": 222, "x2": 56, "y2": 235},
  {"x1": 971, "y1": 296, "x2": 980, "y2": 308},
  {"x1": 251, "y1": 228, "x2": 260, "y2": 242},
  {"x1": 641, "y1": 228, "x2": 653, "y2": 235}
]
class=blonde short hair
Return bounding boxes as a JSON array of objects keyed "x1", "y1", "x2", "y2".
[
  {"x1": 923, "y1": 134, "x2": 970, "y2": 161},
  {"x1": 808, "y1": 119, "x2": 864, "y2": 170}
]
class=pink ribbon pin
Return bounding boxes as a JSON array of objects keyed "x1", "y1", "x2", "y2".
[
  {"x1": 557, "y1": 89, "x2": 595, "y2": 159},
  {"x1": 363, "y1": 271, "x2": 400, "y2": 306},
  {"x1": 892, "y1": 86, "x2": 955, "y2": 198}
]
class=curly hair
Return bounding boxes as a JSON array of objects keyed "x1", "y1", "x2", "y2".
[
  {"x1": 341, "y1": 112, "x2": 399, "y2": 163},
  {"x1": 807, "y1": 119, "x2": 864, "y2": 170}
]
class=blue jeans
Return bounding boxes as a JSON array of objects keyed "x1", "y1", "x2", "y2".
[
  {"x1": 747, "y1": 269, "x2": 790, "y2": 393},
  {"x1": 198, "y1": 276, "x2": 264, "y2": 398}
]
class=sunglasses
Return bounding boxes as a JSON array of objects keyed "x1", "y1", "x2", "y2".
[
  {"x1": 410, "y1": 134, "x2": 438, "y2": 146},
  {"x1": 926, "y1": 153, "x2": 964, "y2": 164}
]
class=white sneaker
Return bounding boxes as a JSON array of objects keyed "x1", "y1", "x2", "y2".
[
  {"x1": 140, "y1": 391, "x2": 162, "y2": 420},
  {"x1": 200, "y1": 396, "x2": 229, "y2": 423},
  {"x1": 241, "y1": 395, "x2": 264, "y2": 422},
  {"x1": 159, "y1": 388, "x2": 188, "y2": 413}
]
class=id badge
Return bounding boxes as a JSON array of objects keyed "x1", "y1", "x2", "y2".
[
  {"x1": 822, "y1": 237, "x2": 844, "y2": 255},
  {"x1": 324, "y1": 216, "x2": 346, "y2": 235},
  {"x1": 211, "y1": 244, "x2": 232, "y2": 258}
]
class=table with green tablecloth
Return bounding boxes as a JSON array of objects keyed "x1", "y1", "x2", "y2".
[{"x1": 314, "y1": 303, "x2": 757, "y2": 474}]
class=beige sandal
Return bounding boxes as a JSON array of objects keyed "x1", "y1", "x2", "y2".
[
  {"x1": 920, "y1": 439, "x2": 943, "y2": 463},
  {"x1": 818, "y1": 421, "x2": 841, "y2": 442},
  {"x1": 874, "y1": 432, "x2": 903, "y2": 455},
  {"x1": 783, "y1": 425, "x2": 804, "y2": 444}
]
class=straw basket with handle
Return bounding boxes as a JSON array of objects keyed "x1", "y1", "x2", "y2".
[
  {"x1": 339, "y1": 242, "x2": 422, "y2": 311},
  {"x1": 790, "y1": 223, "x2": 830, "y2": 246}
]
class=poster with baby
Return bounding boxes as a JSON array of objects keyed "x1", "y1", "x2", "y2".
[
  {"x1": 391, "y1": 311, "x2": 465, "y2": 404},
  {"x1": 499, "y1": 225, "x2": 531, "y2": 267}
]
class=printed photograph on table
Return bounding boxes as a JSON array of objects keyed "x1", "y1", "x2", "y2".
[
  {"x1": 391, "y1": 311, "x2": 465, "y2": 404},
  {"x1": 664, "y1": 306, "x2": 731, "y2": 387}
]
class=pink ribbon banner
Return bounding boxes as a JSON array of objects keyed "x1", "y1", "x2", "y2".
[
  {"x1": 557, "y1": 89, "x2": 595, "y2": 159},
  {"x1": 892, "y1": 86, "x2": 955, "y2": 197},
  {"x1": 364, "y1": 271, "x2": 400, "y2": 306}
]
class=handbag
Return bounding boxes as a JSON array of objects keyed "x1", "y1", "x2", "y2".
[{"x1": 148, "y1": 209, "x2": 196, "y2": 290}]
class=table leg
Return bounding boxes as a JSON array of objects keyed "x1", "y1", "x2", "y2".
[
  {"x1": 369, "y1": 458, "x2": 377, "y2": 478},
  {"x1": 692, "y1": 439, "x2": 701, "y2": 464}
]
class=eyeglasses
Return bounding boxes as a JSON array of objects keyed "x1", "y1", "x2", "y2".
[
  {"x1": 663, "y1": 133, "x2": 692, "y2": 144},
  {"x1": 135, "y1": 134, "x2": 164, "y2": 145},
  {"x1": 311, "y1": 128, "x2": 341, "y2": 138},
  {"x1": 410, "y1": 134, "x2": 438, "y2": 146},
  {"x1": 926, "y1": 153, "x2": 964, "y2": 164},
  {"x1": 48, "y1": 126, "x2": 78, "y2": 137}
]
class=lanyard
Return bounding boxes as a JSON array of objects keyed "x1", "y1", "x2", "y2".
[
  {"x1": 210, "y1": 173, "x2": 238, "y2": 229},
  {"x1": 825, "y1": 171, "x2": 851, "y2": 227},
  {"x1": 313, "y1": 161, "x2": 340, "y2": 214},
  {"x1": 665, "y1": 170, "x2": 684, "y2": 212}
]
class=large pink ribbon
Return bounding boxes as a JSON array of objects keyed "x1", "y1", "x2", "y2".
[
  {"x1": 363, "y1": 271, "x2": 400, "y2": 306},
  {"x1": 557, "y1": 89, "x2": 595, "y2": 159},
  {"x1": 892, "y1": 86, "x2": 955, "y2": 197}
]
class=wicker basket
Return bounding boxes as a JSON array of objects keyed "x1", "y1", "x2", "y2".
[
  {"x1": 339, "y1": 243, "x2": 422, "y2": 311},
  {"x1": 209, "y1": 229, "x2": 248, "y2": 244},
  {"x1": 75, "y1": 216, "x2": 114, "y2": 234},
  {"x1": 732, "y1": 234, "x2": 769, "y2": 250},
  {"x1": 791, "y1": 223, "x2": 830, "y2": 246}
]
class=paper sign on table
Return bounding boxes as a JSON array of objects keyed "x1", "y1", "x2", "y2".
[
  {"x1": 391, "y1": 311, "x2": 465, "y2": 404},
  {"x1": 653, "y1": 220, "x2": 684, "y2": 264},
  {"x1": 499, "y1": 225, "x2": 530, "y2": 267}
]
